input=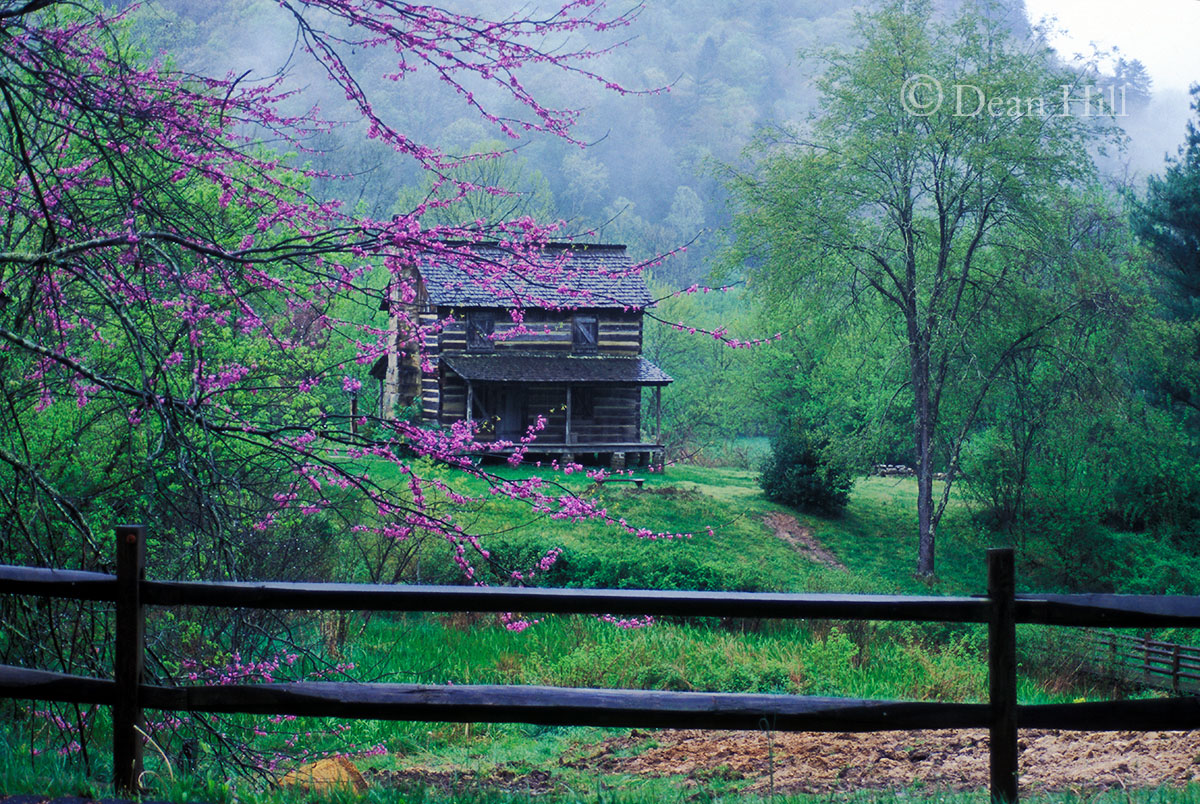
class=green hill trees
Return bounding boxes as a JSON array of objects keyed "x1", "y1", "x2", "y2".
[{"x1": 726, "y1": 0, "x2": 1121, "y2": 577}]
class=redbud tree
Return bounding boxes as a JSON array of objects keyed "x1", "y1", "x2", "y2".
[{"x1": 0, "y1": 0, "x2": 689, "y2": 761}]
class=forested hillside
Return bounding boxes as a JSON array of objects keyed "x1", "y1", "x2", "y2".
[
  {"x1": 136, "y1": 0, "x2": 854, "y2": 279},
  {"x1": 136, "y1": 1, "x2": 1049, "y2": 283}
]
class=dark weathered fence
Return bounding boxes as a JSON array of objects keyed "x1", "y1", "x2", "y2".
[
  {"x1": 4, "y1": 531, "x2": 1200, "y2": 803},
  {"x1": 1073, "y1": 628, "x2": 1200, "y2": 694}
]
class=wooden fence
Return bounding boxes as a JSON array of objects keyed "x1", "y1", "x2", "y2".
[
  {"x1": 1073, "y1": 628, "x2": 1200, "y2": 694},
  {"x1": 4, "y1": 528, "x2": 1200, "y2": 803}
]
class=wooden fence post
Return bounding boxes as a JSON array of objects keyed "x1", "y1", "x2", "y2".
[
  {"x1": 988, "y1": 547, "x2": 1018, "y2": 804},
  {"x1": 114, "y1": 524, "x2": 146, "y2": 794}
]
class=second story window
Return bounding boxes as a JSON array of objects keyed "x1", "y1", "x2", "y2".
[
  {"x1": 466, "y1": 312, "x2": 495, "y2": 352},
  {"x1": 573, "y1": 315, "x2": 598, "y2": 354}
]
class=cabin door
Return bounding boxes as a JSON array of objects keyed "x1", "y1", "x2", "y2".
[{"x1": 496, "y1": 387, "x2": 525, "y2": 440}]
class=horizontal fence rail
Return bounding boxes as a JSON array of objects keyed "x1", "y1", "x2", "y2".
[
  {"x1": 0, "y1": 665, "x2": 991, "y2": 732},
  {"x1": 144, "y1": 581, "x2": 996, "y2": 621},
  {"x1": 0, "y1": 564, "x2": 990, "y2": 620},
  {"x1": 7, "y1": 665, "x2": 1200, "y2": 734},
  {"x1": 0, "y1": 564, "x2": 117, "y2": 600},
  {"x1": 1016, "y1": 594, "x2": 1200, "y2": 628},
  {"x1": 8, "y1": 563, "x2": 1200, "y2": 626},
  {"x1": 3, "y1": 532, "x2": 1200, "y2": 803}
]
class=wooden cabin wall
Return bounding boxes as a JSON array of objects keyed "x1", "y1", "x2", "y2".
[
  {"x1": 437, "y1": 308, "x2": 641, "y2": 355},
  {"x1": 412, "y1": 298, "x2": 648, "y2": 430},
  {"x1": 598, "y1": 314, "x2": 641, "y2": 356},
  {"x1": 437, "y1": 374, "x2": 563, "y2": 441},
  {"x1": 514, "y1": 387, "x2": 569, "y2": 443},
  {"x1": 438, "y1": 369, "x2": 466, "y2": 426},
  {"x1": 570, "y1": 386, "x2": 640, "y2": 443}
]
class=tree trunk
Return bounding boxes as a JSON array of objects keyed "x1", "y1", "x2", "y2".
[{"x1": 912, "y1": 332, "x2": 936, "y2": 578}]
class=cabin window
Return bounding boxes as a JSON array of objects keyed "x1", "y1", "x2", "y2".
[
  {"x1": 466, "y1": 312, "x2": 495, "y2": 352},
  {"x1": 573, "y1": 315, "x2": 598, "y2": 353}
]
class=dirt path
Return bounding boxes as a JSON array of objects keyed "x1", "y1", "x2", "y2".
[
  {"x1": 568, "y1": 727, "x2": 1200, "y2": 795},
  {"x1": 763, "y1": 512, "x2": 847, "y2": 570}
]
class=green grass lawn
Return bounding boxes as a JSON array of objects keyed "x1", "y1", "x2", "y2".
[
  {"x1": 436, "y1": 465, "x2": 997, "y2": 597},
  {"x1": 810, "y1": 476, "x2": 991, "y2": 594},
  {"x1": 393, "y1": 461, "x2": 836, "y2": 593}
]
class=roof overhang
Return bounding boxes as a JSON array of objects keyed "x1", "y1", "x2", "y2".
[{"x1": 442, "y1": 354, "x2": 672, "y2": 386}]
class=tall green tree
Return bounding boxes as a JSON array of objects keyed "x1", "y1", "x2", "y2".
[
  {"x1": 725, "y1": 0, "x2": 1116, "y2": 576},
  {"x1": 1134, "y1": 86, "x2": 1200, "y2": 318},
  {"x1": 1132, "y1": 87, "x2": 1200, "y2": 433}
]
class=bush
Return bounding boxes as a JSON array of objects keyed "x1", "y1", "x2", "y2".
[
  {"x1": 961, "y1": 428, "x2": 1029, "y2": 530},
  {"x1": 1106, "y1": 456, "x2": 1200, "y2": 534},
  {"x1": 760, "y1": 426, "x2": 852, "y2": 514}
]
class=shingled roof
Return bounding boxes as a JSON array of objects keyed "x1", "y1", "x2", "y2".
[
  {"x1": 442, "y1": 354, "x2": 672, "y2": 386},
  {"x1": 419, "y1": 243, "x2": 652, "y2": 309}
]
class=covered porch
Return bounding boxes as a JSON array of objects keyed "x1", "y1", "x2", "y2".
[{"x1": 441, "y1": 354, "x2": 671, "y2": 470}]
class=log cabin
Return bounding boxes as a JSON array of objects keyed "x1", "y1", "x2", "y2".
[{"x1": 371, "y1": 243, "x2": 671, "y2": 469}]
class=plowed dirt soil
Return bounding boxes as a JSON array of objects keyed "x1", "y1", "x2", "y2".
[
  {"x1": 374, "y1": 728, "x2": 1200, "y2": 797},
  {"x1": 568, "y1": 727, "x2": 1200, "y2": 794}
]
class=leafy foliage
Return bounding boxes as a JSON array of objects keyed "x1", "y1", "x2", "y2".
[
  {"x1": 1134, "y1": 86, "x2": 1200, "y2": 319},
  {"x1": 726, "y1": 0, "x2": 1122, "y2": 574},
  {"x1": 760, "y1": 425, "x2": 851, "y2": 514},
  {"x1": 0, "y1": 0, "x2": 654, "y2": 590}
]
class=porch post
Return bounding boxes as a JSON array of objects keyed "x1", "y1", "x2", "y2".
[
  {"x1": 466, "y1": 380, "x2": 474, "y2": 425},
  {"x1": 565, "y1": 385, "x2": 573, "y2": 445},
  {"x1": 654, "y1": 386, "x2": 662, "y2": 444}
]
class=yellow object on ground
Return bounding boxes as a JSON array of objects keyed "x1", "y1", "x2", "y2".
[{"x1": 278, "y1": 755, "x2": 368, "y2": 793}]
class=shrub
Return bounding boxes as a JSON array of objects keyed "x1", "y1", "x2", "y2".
[
  {"x1": 961, "y1": 428, "x2": 1029, "y2": 530},
  {"x1": 760, "y1": 426, "x2": 852, "y2": 514},
  {"x1": 1106, "y1": 456, "x2": 1200, "y2": 534}
]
